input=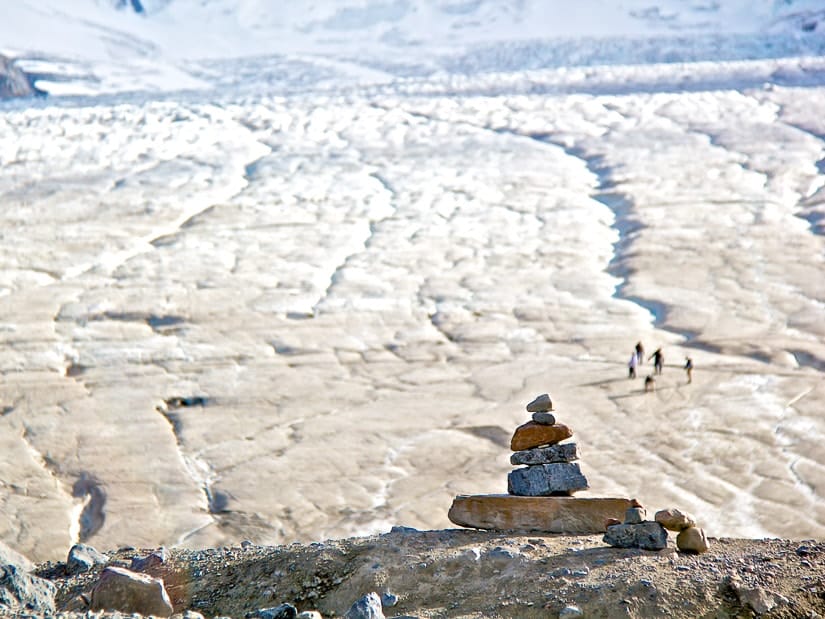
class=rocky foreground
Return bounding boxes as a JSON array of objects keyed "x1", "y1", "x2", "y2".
[{"x1": 3, "y1": 528, "x2": 824, "y2": 618}]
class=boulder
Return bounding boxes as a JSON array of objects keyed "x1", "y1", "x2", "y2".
[
  {"x1": 676, "y1": 527, "x2": 709, "y2": 554},
  {"x1": 448, "y1": 495, "x2": 634, "y2": 534},
  {"x1": 531, "y1": 411, "x2": 556, "y2": 425},
  {"x1": 344, "y1": 591, "x2": 385, "y2": 619},
  {"x1": 508, "y1": 462, "x2": 588, "y2": 496},
  {"x1": 655, "y1": 508, "x2": 696, "y2": 531},
  {"x1": 67, "y1": 543, "x2": 109, "y2": 574},
  {"x1": 0, "y1": 542, "x2": 33, "y2": 574},
  {"x1": 603, "y1": 522, "x2": 668, "y2": 551},
  {"x1": 510, "y1": 442, "x2": 579, "y2": 466},
  {"x1": 526, "y1": 393, "x2": 553, "y2": 412},
  {"x1": 0, "y1": 563, "x2": 56, "y2": 616},
  {"x1": 510, "y1": 422, "x2": 572, "y2": 451},
  {"x1": 89, "y1": 566, "x2": 173, "y2": 617}
]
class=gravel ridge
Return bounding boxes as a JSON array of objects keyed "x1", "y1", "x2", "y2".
[{"x1": 30, "y1": 529, "x2": 825, "y2": 618}]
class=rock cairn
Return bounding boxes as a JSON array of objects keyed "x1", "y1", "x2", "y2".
[
  {"x1": 448, "y1": 393, "x2": 634, "y2": 534},
  {"x1": 602, "y1": 505, "x2": 709, "y2": 553},
  {"x1": 508, "y1": 393, "x2": 588, "y2": 497},
  {"x1": 656, "y1": 507, "x2": 709, "y2": 554}
]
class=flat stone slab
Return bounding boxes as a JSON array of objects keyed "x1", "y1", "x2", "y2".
[
  {"x1": 510, "y1": 443, "x2": 579, "y2": 466},
  {"x1": 448, "y1": 495, "x2": 635, "y2": 534}
]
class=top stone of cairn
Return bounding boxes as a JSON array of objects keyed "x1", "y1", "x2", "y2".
[{"x1": 526, "y1": 393, "x2": 553, "y2": 413}]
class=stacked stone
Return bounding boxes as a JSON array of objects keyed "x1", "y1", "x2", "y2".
[
  {"x1": 655, "y1": 508, "x2": 709, "y2": 554},
  {"x1": 507, "y1": 393, "x2": 589, "y2": 497},
  {"x1": 603, "y1": 506, "x2": 710, "y2": 554},
  {"x1": 603, "y1": 503, "x2": 669, "y2": 551}
]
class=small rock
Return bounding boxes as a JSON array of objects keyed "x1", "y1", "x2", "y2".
[
  {"x1": 559, "y1": 605, "x2": 583, "y2": 617},
  {"x1": 130, "y1": 547, "x2": 168, "y2": 573},
  {"x1": 676, "y1": 527, "x2": 709, "y2": 554},
  {"x1": 603, "y1": 522, "x2": 668, "y2": 551},
  {"x1": 729, "y1": 576, "x2": 789, "y2": 615},
  {"x1": 67, "y1": 543, "x2": 109, "y2": 574},
  {"x1": 526, "y1": 393, "x2": 553, "y2": 412},
  {"x1": 344, "y1": 592, "x2": 385, "y2": 619},
  {"x1": 171, "y1": 612, "x2": 206, "y2": 619},
  {"x1": 246, "y1": 604, "x2": 298, "y2": 619},
  {"x1": 624, "y1": 507, "x2": 646, "y2": 524},
  {"x1": 531, "y1": 411, "x2": 557, "y2": 425},
  {"x1": 89, "y1": 566, "x2": 173, "y2": 617},
  {"x1": 381, "y1": 591, "x2": 398, "y2": 607},
  {"x1": 389, "y1": 526, "x2": 418, "y2": 534},
  {"x1": 655, "y1": 508, "x2": 696, "y2": 531},
  {"x1": 297, "y1": 612, "x2": 322, "y2": 619},
  {"x1": 605, "y1": 518, "x2": 621, "y2": 529}
]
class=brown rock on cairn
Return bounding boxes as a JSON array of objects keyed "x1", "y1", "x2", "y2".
[
  {"x1": 655, "y1": 508, "x2": 696, "y2": 531},
  {"x1": 677, "y1": 526, "x2": 709, "y2": 554},
  {"x1": 510, "y1": 421, "x2": 572, "y2": 451}
]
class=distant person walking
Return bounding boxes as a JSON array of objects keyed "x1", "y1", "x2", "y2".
[
  {"x1": 635, "y1": 341, "x2": 645, "y2": 365},
  {"x1": 649, "y1": 348, "x2": 664, "y2": 375},
  {"x1": 628, "y1": 351, "x2": 638, "y2": 379},
  {"x1": 684, "y1": 357, "x2": 694, "y2": 384}
]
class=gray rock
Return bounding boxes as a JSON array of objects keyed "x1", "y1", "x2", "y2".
[
  {"x1": 507, "y1": 462, "x2": 589, "y2": 496},
  {"x1": 526, "y1": 393, "x2": 553, "y2": 412},
  {"x1": 381, "y1": 591, "x2": 398, "y2": 607},
  {"x1": 510, "y1": 443, "x2": 579, "y2": 466},
  {"x1": 0, "y1": 563, "x2": 56, "y2": 615},
  {"x1": 559, "y1": 606, "x2": 583, "y2": 617},
  {"x1": 603, "y1": 522, "x2": 668, "y2": 551},
  {"x1": 247, "y1": 604, "x2": 298, "y2": 619},
  {"x1": 130, "y1": 547, "x2": 168, "y2": 573},
  {"x1": 89, "y1": 566, "x2": 173, "y2": 617},
  {"x1": 624, "y1": 507, "x2": 646, "y2": 524},
  {"x1": 67, "y1": 543, "x2": 109, "y2": 574},
  {"x1": 729, "y1": 576, "x2": 789, "y2": 615},
  {"x1": 297, "y1": 611, "x2": 323, "y2": 619},
  {"x1": 345, "y1": 592, "x2": 385, "y2": 619},
  {"x1": 531, "y1": 411, "x2": 556, "y2": 425}
]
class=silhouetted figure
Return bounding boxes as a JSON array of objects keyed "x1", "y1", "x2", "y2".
[
  {"x1": 635, "y1": 341, "x2": 645, "y2": 365},
  {"x1": 649, "y1": 348, "x2": 664, "y2": 375},
  {"x1": 644, "y1": 375, "x2": 656, "y2": 392},
  {"x1": 628, "y1": 352, "x2": 638, "y2": 379},
  {"x1": 685, "y1": 357, "x2": 693, "y2": 384}
]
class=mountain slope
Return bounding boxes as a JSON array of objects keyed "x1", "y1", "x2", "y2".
[{"x1": 2, "y1": 0, "x2": 824, "y2": 97}]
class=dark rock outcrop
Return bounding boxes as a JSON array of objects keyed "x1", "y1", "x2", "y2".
[{"x1": 0, "y1": 55, "x2": 41, "y2": 99}]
